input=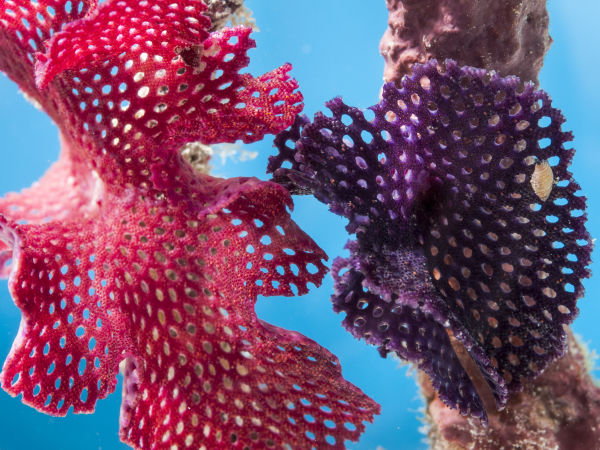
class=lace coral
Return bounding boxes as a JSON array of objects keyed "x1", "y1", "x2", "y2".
[
  {"x1": 0, "y1": 0, "x2": 379, "y2": 448},
  {"x1": 269, "y1": 60, "x2": 592, "y2": 421}
]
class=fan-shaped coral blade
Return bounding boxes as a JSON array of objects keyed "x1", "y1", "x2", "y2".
[{"x1": 0, "y1": 176, "x2": 379, "y2": 446}]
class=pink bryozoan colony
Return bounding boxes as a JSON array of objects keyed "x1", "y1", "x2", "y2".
[{"x1": 0, "y1": 0, "x2": 379, "y2": 448}]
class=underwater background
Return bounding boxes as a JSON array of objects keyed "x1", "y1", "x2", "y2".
[{"x1": 0, "y1": 0, "x2": 598, "y2": 448}]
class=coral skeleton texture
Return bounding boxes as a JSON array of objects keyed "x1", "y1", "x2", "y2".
[
  {"x1": 270, "y1": 60, "x2": 592, "y2": 422},
  {"x1": 0, "y1": 0, "x2": 379, "y2": 448}
]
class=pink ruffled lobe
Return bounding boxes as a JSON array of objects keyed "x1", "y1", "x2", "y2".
[
  {"x1": 0, "y1": 145, "x2": 100, "y2": 225},
  {"x1": 200, "y1": 179, "x2": 328, "y2": 298},
  {"x1": 34, "y1": 0, "x2": 211, "y2": 90},
  {"x1": 0, "y1": 0, "x2": 96, "y2": 106},
  {"x1": 35, "y1": 3, "x2": 302, "y2": 190},
  {"x1": 231, "y1": 63, "x2": 304, "y2": 142},
  {"x1": 0, "y1": 134, "x2": 102, "y2": 277},
  {"x1": 100, "y1": 181, "x2": 372, "y2": 448},
  {"x1": 0, "y1": 217, "x2": 129, "y2": 415},
  {"x1": 121, "y1": 319, "x2": 379, "y2": 449},
  {"x1": 0, "y1": 174, "x2": 378, "y2": 447}
]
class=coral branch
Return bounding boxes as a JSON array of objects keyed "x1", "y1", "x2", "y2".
[
  {"x1": 377, "y1": 4, "x2": 600, "y2": 448},
  {"x1": 380, "y1": 0, "x2": 552, "y2": 86}
]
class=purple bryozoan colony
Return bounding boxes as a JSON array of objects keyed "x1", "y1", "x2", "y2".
[{"x1": 269, "y1": 60, "x2": 592, "y2": 422}]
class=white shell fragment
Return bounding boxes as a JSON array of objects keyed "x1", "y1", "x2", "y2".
[{"x1": 530, "y1": 160, "x2": 554, "y2": 201}]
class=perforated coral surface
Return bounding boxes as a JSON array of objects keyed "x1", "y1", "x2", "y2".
[
  {"x1": 0, "y1": 0, "x2": 379, "y2": 448},
  {"x1": 269, "y1": 60, "x2": 592, "y2": 421}
]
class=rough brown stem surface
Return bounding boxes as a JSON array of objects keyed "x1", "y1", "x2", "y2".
[
  {"x1": 422, "y1": 331, "x2": 600, "y2": 449},
  {"x1": 380, "y1": 0, "x2": 551, "y2": 86}
]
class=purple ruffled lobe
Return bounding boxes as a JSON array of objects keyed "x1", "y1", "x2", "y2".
[
  {"x1": 269, "y1": 99, "x2": 431, "y2": 236},
  {"x1": 333, "y1": 239, "x2": 507, "y2": 419},
  {"x1": 270, "y1": 59, "x2": 592, "y2": 419},
  {"x1": 331, "y1": 248, "x2": 490, "y2": 418}
]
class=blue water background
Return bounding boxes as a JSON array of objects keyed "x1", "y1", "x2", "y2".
[{"x1": 0, "y1": 1, "x2": 598, "y2": 449}]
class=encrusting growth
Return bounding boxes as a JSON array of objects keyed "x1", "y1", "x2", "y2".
[
  {"x1": 423, "y1": 330, "x2": 600, "y2": 449},
  {"x1": 270, "y1": 59, "x2": 592, "y2": 422},
  {"x1": 0, "y1": 0, "x2": 379, "y2": 448}
]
